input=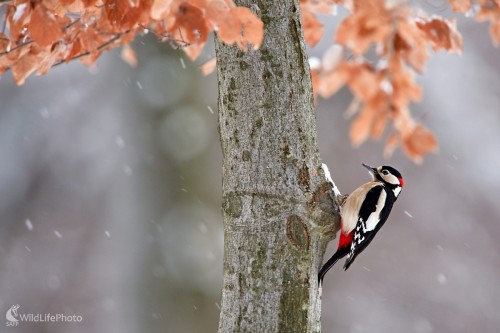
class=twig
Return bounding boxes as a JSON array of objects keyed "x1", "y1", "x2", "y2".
[
  {"x1": 52, "y1": 29, "x2": 132, "y2": 67},
  {"x1": 0, "y1": 40, "x2": 34, "y2": 56}
]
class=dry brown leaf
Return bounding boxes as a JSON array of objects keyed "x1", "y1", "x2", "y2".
[
  {"x1": 317, "y1": 61, "x2": 349, "y2": 98},
  {"x1": 105, "y1": 0, "x2": 131, "y2": 26},
  {"x1": 390, "y1": 57, "x2": 421, "y2": 109},
  {"x1": 214, "y1": 14, "x2": 240, "y2": 45},
  {"x1": 36, "y1": 43, "x2": 68, "y2": 75},
  {"x1": 82, "y1": 0, "x2": 100, "y2": 7},
  {"x1": 477, "y1": 6, "x2": 500, "y2": 45},
  {"x1": 395, "y1": 19, "x2": 429, "y2": 73},
  {"x1": 402, "y1": 124, "x2": 438, "y2": 163},
  {"x1": 350, "y1": 104, "x2": 376, "y2": 147},
  {"x1": 416, "y1": 18, "x2": 462, "y2": 53},
  {"x1": 336, "y1": 0, "x2": 391, "y2": 55},
  {"x1": 384, "y1": 131, "x2": 400, "y2": 158},
  {"x1": 301, "y1": 0, "x2": 340, "y2": 14},
  {"x1": 167, "y1": 2, "x2": 209, "y2": 47},
  {"x1": 490, "y1": 19, "x2": 500, "y2": 45},
  {"x1": 232, "y1": 7, "x2": 264, "y2": 50},
  {"x1": 151, "y1": 0, "x2": 172, "y2": 19},
  {"x1": 121, "y1": 43, "x2": 137, "y2": 67},
  {"x1": 368, "y1": 93, "x2": 389, "y2": 139},
  {"x1": 79, "y1": 50, "x2": 102, "y2": 66},
  {"x1": 28, "y1": 5, "x2": 63, "y2": 48},
  {"x1": 347, "y1": 63, "x2": 381, "y2": 101},
  {"x1": 301, "y1": 10, "x2": 324, "y2": 47},
  {"x1": 66, "y1": 37, "x2": 83, "y2": 62},
  {"x1": 11, "y1": 51, "x2": 39, "y2": 85},
  {"x1": 79, "y1": 28, "x2": 103, "y2": 52},
  {"x1": 7, "y1": 1, "x2": 32, "y2": 40},
  {"x1": 449, "y1": 0, "x2": 472, "y2": 13},
  {"x1": 201, "y1": 57, "x2": 216, "y2": 75}
]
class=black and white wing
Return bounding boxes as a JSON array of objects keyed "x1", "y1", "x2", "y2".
[{"x1": 343, "y1": 185, "x2": 394, "y2": 270}]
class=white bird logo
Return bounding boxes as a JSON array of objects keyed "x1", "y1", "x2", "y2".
[{"x1": 6, "y1": 304, "x2": 20, "y2": 323}]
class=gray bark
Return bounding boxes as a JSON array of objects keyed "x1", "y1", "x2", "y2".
[{"x1": 215, "y1": 1, "x2": 341, "y2": 332}]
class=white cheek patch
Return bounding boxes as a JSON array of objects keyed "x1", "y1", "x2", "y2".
[{"x1": 382, "y1": 173, "x2": 399, "y2": 185}]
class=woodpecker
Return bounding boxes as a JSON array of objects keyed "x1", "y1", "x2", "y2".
[{"x1": 318, "y1": 163, "x2": 404, "y2": 284}]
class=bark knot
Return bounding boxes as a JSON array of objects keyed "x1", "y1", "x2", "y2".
[
  {"x1": 223, "y1": 193, "x2": 243, "y2": 218},
  {"x1": 286, "y1": 214, "x2": 310, "y2": 251}
]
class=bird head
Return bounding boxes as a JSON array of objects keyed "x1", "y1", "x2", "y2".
[{"x1": 362, "y1": 163, "x2": 404, "y2": 188}]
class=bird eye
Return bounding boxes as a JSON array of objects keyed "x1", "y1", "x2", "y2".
[{"x1": 382, "y1": 170, "x2": 389, "y2": 175}]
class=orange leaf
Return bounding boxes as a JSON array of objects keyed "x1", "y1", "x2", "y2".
[
  {"x1": 168, "y1": 2, "x2": 209, "y2": 46},
  {"x1": 416, "y1": 18, "x2": 462, "y2": 53},
  {"x1": 390, "y1": 57, "x2": 422, "y2": 109},
  {"x1": 490, "y1": 19, "x2": 500, "y2": 46},
  {"x1": 336, "y1": 1, "x2": 391, "y2": 55},
  {"x1": 449, "y1": 0, "x2": 472, "y2": 13},
  {"x1": 151, "y1": 0, "x2": 172, "y2": 20},
  {"x1": 384, "y1": 131, "x2": 401, "y2": 158},
  {"x1": 477, "y1": 7, "x2": 500, "y2": 46},
  {"x1": 105, "y1": 0, "x2": 131, "y2": 27},
  {"x1": 66, "y1": 37, "x2": 83, "y2": 62},
  {"x1": 395, "y1": 20, "x2": 429, "y2": 73},
  {"x1": 11, "y1": 52, "x2": 39, "y2": 85},
  {"x1": 7, "y1": 1, "x2": 32, "y2": 40},
  {"x1": 121, "y1": 43, "x2": 137, "y2": 67},
  {"x1": 201, "y1": 57, "x2": 216, "y2": 75},
  {"x1": 317, "y1": 61, "x2": 349, "y2": 98},
  {"x1": 301, "y1": 0, "x2": 339, "y2": 14},
  {"x1": 36, "y1": 42, "x2": 67, "y2": 75},
  {"x1": 350, "y1": 104, "x2": 376, "y2": 147},
  {"x1": 302, "y1": 10, "x2": 324, "y2": 47},
  {"x1": 347, "y1": 63, "x2": 381, "y2": 101},
  {"x1": 402, "y1": 124, "x2": 438, "y2": 163},
  {"x1": 368, "y1": 92, "x2": 390, "y2": 139},
  {"x1": 82, "y1": 0, "x2": 100, "y2": 7},
  {"x1": 231, "y1": 7, "x2": 264, "y2": 50},
  {"x1": 28, "y1": 5, "x2": 63, "y2": 48},
  {"x1": 80, "y1": 28, "x2": 103, "y2": 52}
]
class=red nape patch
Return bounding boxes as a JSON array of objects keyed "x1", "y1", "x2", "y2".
[
  {"x1": 399, "y1": 177, "x2": 405, "y2": 187},
  {"x1": 338, "y1": 232, "x2": 353, "y2": 249}
]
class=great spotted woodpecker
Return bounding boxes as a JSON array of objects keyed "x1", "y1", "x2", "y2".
[{"x1": 318, "y1": 163, "x2": 404, "y2": 284}]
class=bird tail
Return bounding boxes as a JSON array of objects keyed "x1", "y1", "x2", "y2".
[{"x1": 318, "y1": 246, "x2": 349, "y2": 284}]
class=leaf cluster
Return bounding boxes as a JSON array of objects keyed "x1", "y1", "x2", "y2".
[{"x1": 0, "y1": 0, "x2": 263, "y2": 84}]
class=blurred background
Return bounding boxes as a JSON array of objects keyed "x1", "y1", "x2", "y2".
[{"x1": 0, "y1": 4, "x2": 499, "y2": 333}]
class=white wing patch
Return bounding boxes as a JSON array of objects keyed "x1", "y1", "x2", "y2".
[
  {"x1": 365, "y1": 189, "x2": 386, "y2": 231},
  {"x1": 393, "y1": 186, "x2": 401, "y2": 197}
]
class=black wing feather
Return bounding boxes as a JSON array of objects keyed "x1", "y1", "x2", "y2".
[{"x1": 343, "y1": 185, "x2": 395, "y2": 270}]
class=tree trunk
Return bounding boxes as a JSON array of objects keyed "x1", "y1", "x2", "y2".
[{"x1": 215, "y1": 1, "x2": 340, "y2": 332}]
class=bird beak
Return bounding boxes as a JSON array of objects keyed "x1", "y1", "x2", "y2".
[{"x1": 362, "y1": 163, "x2": 376, "y2": 175}]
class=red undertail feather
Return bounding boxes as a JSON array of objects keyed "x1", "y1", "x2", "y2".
[{"x1": 338, "y1": 231, "x2": 353, "y2": 249}]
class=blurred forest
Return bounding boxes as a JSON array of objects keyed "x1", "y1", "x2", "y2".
[{"x1": 1, "y1": 5, "x2": 500, "y2": 333}]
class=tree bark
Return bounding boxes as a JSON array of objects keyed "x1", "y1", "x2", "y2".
[{"x1": 215, "y1": 1, "x2": 340, "y2": 332}]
